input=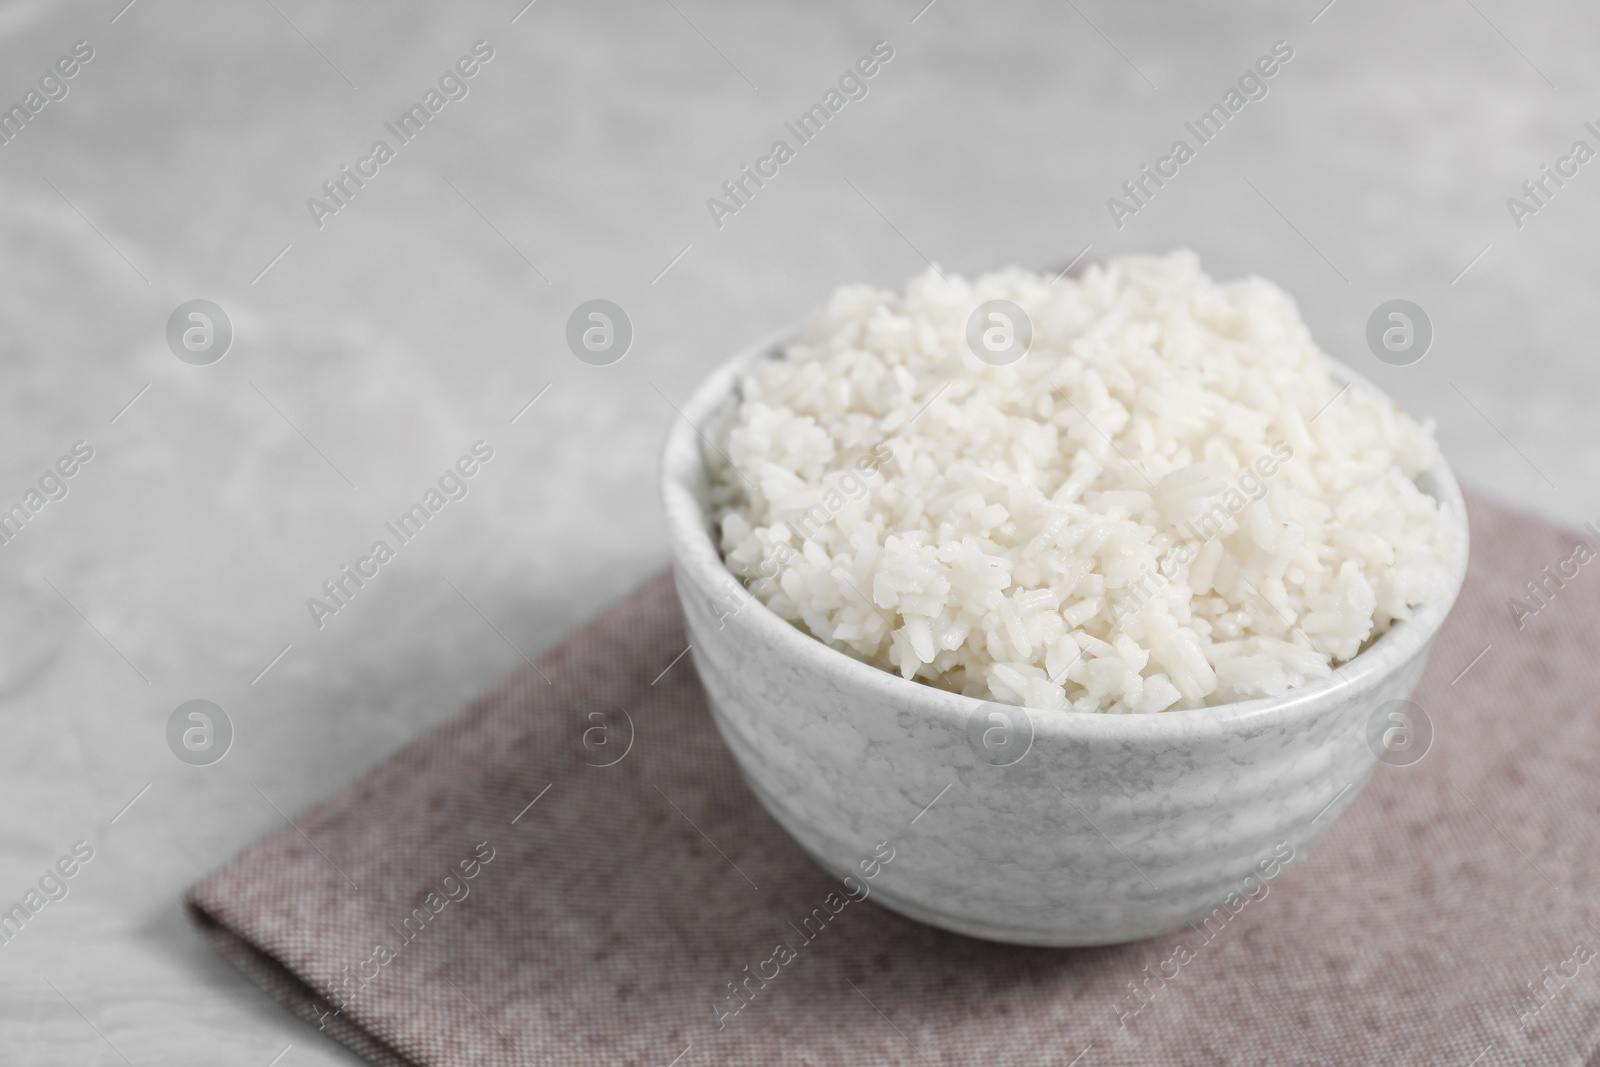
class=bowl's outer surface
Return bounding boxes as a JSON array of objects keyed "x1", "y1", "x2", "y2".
[{"x1": 661, "y1": 329, "x2": 1470, "y2": 946}]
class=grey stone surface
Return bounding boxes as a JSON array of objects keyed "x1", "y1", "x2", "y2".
[{"x1": 0, "y1": 0, "x2": 1590, "y2": 1060}]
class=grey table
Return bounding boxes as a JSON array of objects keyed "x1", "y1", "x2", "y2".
[{"x1": 0, "y1": 0, "x2": 1592, "y2": 1062}]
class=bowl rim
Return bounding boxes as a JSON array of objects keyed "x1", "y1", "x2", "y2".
[{"x1": 660, "y1": 322, "x2": 1471, "y2": 741}]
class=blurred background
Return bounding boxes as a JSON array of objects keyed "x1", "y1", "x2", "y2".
[{"x1": 0, "y1": 0, "x2": 1590, "y2": 1060}]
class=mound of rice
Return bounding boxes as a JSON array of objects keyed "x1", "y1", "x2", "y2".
[{"x1": 708, "y1": 251, "x2": 1456, "y2": 713}]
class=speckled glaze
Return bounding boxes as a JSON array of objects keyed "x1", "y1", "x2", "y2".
[{"x1": 661, "y1": 329, "x2": 1470, "y2": 946}]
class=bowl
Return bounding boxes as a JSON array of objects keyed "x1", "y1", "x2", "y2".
[{"x1": 660, "y1": 326, "x2": 1469, "y2": 946}]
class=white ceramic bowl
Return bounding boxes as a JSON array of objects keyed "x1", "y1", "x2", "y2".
[{"x1": 661, "y1": 328, "x2": 1469, "y2": 946}]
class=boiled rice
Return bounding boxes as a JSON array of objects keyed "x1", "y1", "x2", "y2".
[{"x1": 707, "y1": 251, "x2": 1456, "y2": 713}]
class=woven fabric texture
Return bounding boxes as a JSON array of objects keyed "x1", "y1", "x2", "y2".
[{"x1": 186, "y1": 491, "x2": 1600, "y2": 1067}]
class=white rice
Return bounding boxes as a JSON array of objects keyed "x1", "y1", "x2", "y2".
[{"x1": 708, "y1": 251, "x2": 1455, "y2": 713}]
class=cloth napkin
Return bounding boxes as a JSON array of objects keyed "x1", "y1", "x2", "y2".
[{"x1": 186, "y1": 491, "x2": 1600, "y2": 1067}]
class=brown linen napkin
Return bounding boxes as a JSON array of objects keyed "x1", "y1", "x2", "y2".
[{"x1": 187, "y1": 490, "x2": 1600, "y2": 1067}]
